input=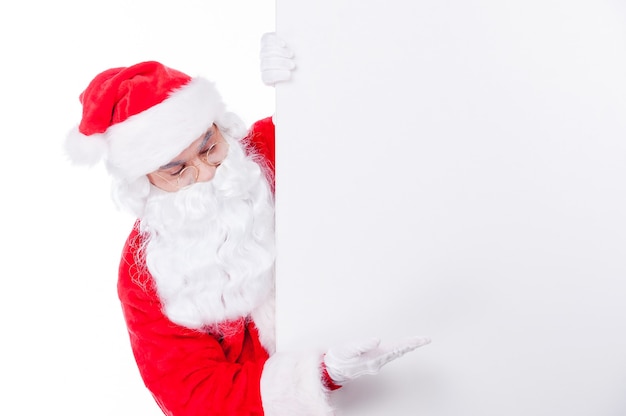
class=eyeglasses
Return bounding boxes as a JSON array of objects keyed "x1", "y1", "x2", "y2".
[{"x1": 154, "y1": 139, "x2": 229, "y2": 190}]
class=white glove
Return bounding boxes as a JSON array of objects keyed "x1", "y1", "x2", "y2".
[
  {"x1": 324, "y1": 336, "x2": 431, "y2": 385},
  {"x1": 260, "y1": 32, "x2": 295, "y2": 86}
]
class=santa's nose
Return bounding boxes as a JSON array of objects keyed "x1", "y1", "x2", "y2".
[{"x1": 192, "y1": 158, "x2": 219, "y2": 183}]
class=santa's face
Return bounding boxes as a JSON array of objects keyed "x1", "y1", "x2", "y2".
[
  {"x1": 146, "y1": 124, "x2": 228, "y2": 192},
  {"x1": 138, "y1": 131, "x2": 276, "y2": 329}
]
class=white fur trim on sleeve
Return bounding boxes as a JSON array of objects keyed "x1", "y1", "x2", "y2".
[{"x1": 260, "y1": 351, "x2": 335, "y2": 416}]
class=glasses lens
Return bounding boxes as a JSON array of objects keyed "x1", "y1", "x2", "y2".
[
  {"x1": 205, "y1": 141, "x2": 229, "y2": 166},
  {"x1": 177, "y1": 166, "x2": 199, "y2": 188}
]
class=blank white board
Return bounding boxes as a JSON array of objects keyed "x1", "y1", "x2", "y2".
[{"x1": 274, "y1": 1, "x2": 626, "y2": 415}]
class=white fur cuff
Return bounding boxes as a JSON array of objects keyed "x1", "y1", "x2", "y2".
[{"x1": 260, "y1": 351, "x2": 335, "y2": 416}]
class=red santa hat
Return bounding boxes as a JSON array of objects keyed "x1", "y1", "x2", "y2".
[{"x1": 65, "y1": 61, "x2": 227, "y2": 180}]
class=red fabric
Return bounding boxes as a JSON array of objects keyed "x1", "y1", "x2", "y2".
[
  {"x1": 321, "y1": 361, "x2": 342, "y2": 391},
  {"x1": 117, "y1": 118, "x2": 277, "y2": 416},
  {"x1": 243, "y1": 116, "x2": 275, "y2": 190},
  {"x1": 79, "y1": 61, "x2": 191, "y2": 136}
]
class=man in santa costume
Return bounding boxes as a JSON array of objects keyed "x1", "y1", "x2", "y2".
[{"x1": 65, "y1": 34, "x2": 430, "y2": 415}]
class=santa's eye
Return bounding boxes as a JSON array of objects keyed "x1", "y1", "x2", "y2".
[
  {"x1": 172, "y1": 167, "x2": 185, "y2": 176},
  {"x1": 160, "y1": 166, "x2": 185, "y2": 177},
  {"x1": 200, "y1": 142, "x2": 218, "y2": 156}
]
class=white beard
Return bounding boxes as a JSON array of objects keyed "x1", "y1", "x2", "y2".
[{"x1": 138, "y1": 135, "x2": 276, "y2": 332}]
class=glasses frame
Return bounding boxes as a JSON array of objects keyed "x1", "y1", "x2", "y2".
[{"x1": 153, "y1": 139, "x2": 229, "y2": 190}]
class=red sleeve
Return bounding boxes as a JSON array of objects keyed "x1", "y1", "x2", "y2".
[
  {"x1": 321, "y1": 361, "x2": 343, "y2": 391},
  {"x1": 117, "y1": 224, "x2": 268, "y2": 415},
  {"x1": 243, "y1": 116, "x2": 275, "y2": 190}
]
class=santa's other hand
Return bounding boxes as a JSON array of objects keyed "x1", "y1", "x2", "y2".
[
  {"x1": 260, "y1": 32, "x2": 295, "y2": 86},
  {"x1": 323, "y1": 336, "x2": 431, "y2": 385}
]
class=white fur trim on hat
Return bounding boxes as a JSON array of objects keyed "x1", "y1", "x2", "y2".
[{"x1": 105, "y1": 77, "x2": 225, "y2": 180}]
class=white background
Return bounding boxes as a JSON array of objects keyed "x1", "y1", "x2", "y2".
[
  {"x1": 3, "y1": 1, "x2": 626, "y2": 416},
  {"x1": 275, "y1": 1, "x2": 626, "y2": 415},
  {"x1": 0, "y1": 1, "x2": 274, "y2": 414}
]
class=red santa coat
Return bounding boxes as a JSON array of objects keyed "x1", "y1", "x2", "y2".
[{"x1": 117, "y1": 118, "x2": 337, "y2": 416}]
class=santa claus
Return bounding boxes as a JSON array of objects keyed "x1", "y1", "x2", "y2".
[{"x1": 65, "y1": 34, "x2": 430, "y2": 415}]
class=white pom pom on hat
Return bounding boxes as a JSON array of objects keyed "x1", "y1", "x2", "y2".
[{"x1": 65, "y1": 127, "x2": 108, "y2": 166}]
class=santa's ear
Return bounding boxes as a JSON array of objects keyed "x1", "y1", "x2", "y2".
[{"x1": 216, "y1": 112, "x2": 248, "y2": 140}]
